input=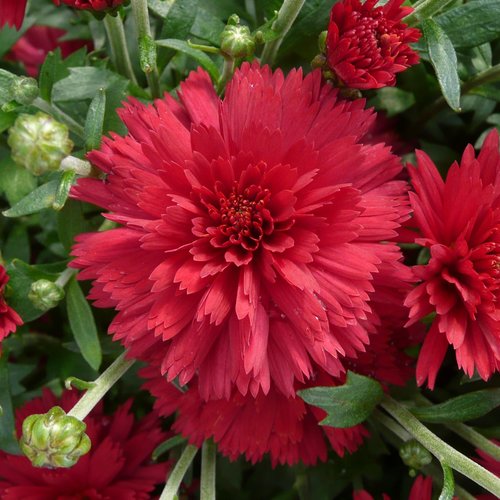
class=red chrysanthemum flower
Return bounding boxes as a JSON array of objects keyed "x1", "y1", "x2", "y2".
[
  {"x1": 0, "y1": 0, "x2": 27, "y2": 29},
  {"x1": 141, "y1": 358, "x2": 368, "y2": 467},
  {"x1": 71, "y1": 63, "x2": 410, "y2": 400},
  {"x1": 7, "y1": 26, "x2": 93, "y2": 77},
  {"x1": 0, "y1": 265, "x2": 22, "y2": 344},
  {"x1": 353, "y1": 475, "x2": 432, "y2": 500},
  {"x1": 53, "y1": 0, "x2": 127, "y2": 11},
  {"x1": 326, "y1": 0, "x2": 421, "y2": 90},
  {"x1": 406, "y1": 129, "x2": 500, "y2": 388},
  {"x1": 0, "y1": 389, "x2": 169, "y2": 499}
]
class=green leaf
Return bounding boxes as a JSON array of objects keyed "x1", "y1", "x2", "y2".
[
  {"x1": 436, "y1": 0, "x2": 500, "y2": 49},
  {"x1": 57, "y1": 199, "x2": 91, "y2": 253},
  {"x1": 410, "y1": 389, "x2": 500, "y2": 423},
  {"x1": 53, "y1": 170, "x2": 76, "y2": 211},
  {"x1": 298, "y1": 372, "x2": 384, "y2": 428},
  {"x1": 0, "y1": 355, "x2": 20, "y2": 454},
  {"x1": 66, "y1": 277, "x2": 102, "y2": 371},
  {"x1": 0, "y1": 158, "x2": 37, "y2": 206},
  {"x1": 84, "y1": 88, "x2": 106, "y2": 152},
  {"x1": 439, "y1": 464, "x2": 454, "y2": 500},
  {"x1": 370, "y1": 87, "x2": 416, "y2": 117},
  {"x1": 3, "y1": 225, "x2": 30, "y2": 263},
  {"x1": 2, "y1": 180, "x2": 60, "y2": 218},
  {"x1": 423, "y1": 19, "x2": 461, "y2": 112},
  {"x1": 156, "y1": 39, "x2": 220, "y2": 81},
  {"x1": 39, "y1": 50, "x2": 62, "y2": 102}
]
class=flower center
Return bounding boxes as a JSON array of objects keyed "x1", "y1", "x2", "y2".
[
  {"x1": 351, "y1": 10, "x2": 397, "y2": 57},
  {"x1": 207, "y1": 183, "x2": 273, "y2": 252}
]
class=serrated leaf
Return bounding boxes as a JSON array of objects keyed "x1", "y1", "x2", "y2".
[
  {"x1": 156, "y1": 39, "x2": 220, "y2": 81},
  {"x1": 0, "y1": 355, "x2": 20, "y2": 454},
  {"x1": 2, "y1": 180, "x2": 60, "y2": 218},
  {"x1": 423, "y1": 19, "x2": 461, "y2": 112},
  {"x1": 66, "y1": 277, "x2": 102, "y2": 371},
  {"x1": 84, "y1": 88, "x2": 106, "y2": 152},
  {"x1": 298, "y1": 372, "x2": 383, "y2": 428},
  {"x1": 410, "y1": 389, "x2": 500, "y2": 423}
]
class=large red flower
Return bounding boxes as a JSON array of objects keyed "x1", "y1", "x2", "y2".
[
  {"x1": 0, "y1": 0, "x2": 27, "y2": 29},
  {"x1": 8, "y1": 26, "x2": 93, "y2": 77},
  {"x1": 0, "y1": 264, "x2": 22, "y2": 344},
  {"x1": 0, "y1": 389, "x2": 169, "y2": 499},
  {"x1": 326, "y1": 0, "x2": 420, "y2": 90},
  {"x1": 406, "y1": 130, "x2": 500, "y2": 388},
  {"x1": 141, "y1": 358, "x2": 368, "y2": 467},
  {"x1": 71, "y1": 63, "x2": 409, "y2": 400}
]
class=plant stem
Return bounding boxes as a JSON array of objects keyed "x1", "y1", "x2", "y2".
[
  {"x1": 217, "y1": 57, "x2": 235, "y2": 95},
  {"x1": 33, "y1": 98, "x2": 84, "y2": 138},
  {"x1": 447, "y1": 423, "x2": 500, "y2": 461},
  {"x1": 159, "y1": 444, "x2": 199, "y2": 500},
  {"x1": 131, "y1": 0, "x2": 161, "y2": 98},
  {"x1": 404, "y1": 0, "x2": 456, "y2": 26},
  {"x1": 103, "y1": 14, "x2": 137, "y2": 84},
  {"x1": 200, "y1": 439, "x2": 217, "y2": 500},
  {"x1": 260, "y1": 0, "x2": 306, "y2": 66},
  {"x1": 67, "y1": 351, "x2": 134, "y2": 421},
  {"x1": 55, "y1": 268, "x2": 77, "y2": 288},
  {"x1": 380, "y1": 396, "x2": 500, "y2": 497}
]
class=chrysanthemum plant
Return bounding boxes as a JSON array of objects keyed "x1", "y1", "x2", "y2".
[{"x1": 0, "y1": 0, "x2": 499, "y2": 498}]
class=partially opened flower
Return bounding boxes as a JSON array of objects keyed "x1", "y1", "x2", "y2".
[
  {"x1": 0, "y1": 0, "x2": 27, "y2": 29},
  {"x1": 71, "y1": 63, "x2": 410, "y2": 400},
  {"x1": 0, "y1": 389, "x2": 169, "y2": 499},
  {"x1": 0, "y1": 264, "x2": 22, "y2": 344},
  {"x1": 406, "y1": 129, "x2": 500, "y2": 388},
  {"x1": 326, "y1": 0, "x2": 420, "y2": 89}
]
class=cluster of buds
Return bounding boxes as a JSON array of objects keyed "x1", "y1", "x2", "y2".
[{"x1": 399, "y1": 439, "x2": 433, "y2": 476}]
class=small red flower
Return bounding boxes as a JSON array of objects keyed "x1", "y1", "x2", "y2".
[
  {"x1": 71, "y1": 63, "x2": 410, "y2": 401},
  {"x1": 8, "y1": 26, "x2": 93, "y2": 77},
  {"x1": 0, "y1": 389, "x2": 169, "y2": 499},
  {"x1": 53, "y1": 0, "x2": 127, "y2": 11},
  {"x1": 0, "y1": 265, "x2": 22, "y2": 344},
  {"x1": 326, "y1": 0, "x2": 420, "y2": 89},
  {"x1": 0, "y1": 0, "x2": 27, "y2": 29},
  {"x1": 406, "y1": 129, "x2": 500, "y2": 388}
]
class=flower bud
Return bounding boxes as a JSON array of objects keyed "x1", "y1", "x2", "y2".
[
  {"x1": 318, "y1": 30, "x2": 327, "y2": 53},
  {"x1": 400, "y1": 439, "x2": 432, "y2": 472},
  {"x1": 20, "y1": 406, "x2": 91, "y2": 468},
  {"x1": 220, "y1": 15, "x2": 255, "y2": 59},
  {"x1": 7, "y1": 112, "x2": 73, "y2": 175},
  {"x1": 11, "y1": 76, "x2": 39, "y2": 105},
  {"x1": 28, "y1": 279, "x2": 65, "y2": 311}
]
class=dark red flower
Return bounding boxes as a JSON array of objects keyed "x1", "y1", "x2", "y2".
[
  {"x1": 0, "y1": 0, "x2": 27, "y2": 29},
  {"x1": 0, "y1": 265, "x2": 22, "y2": 344},
  {"x1": 353, "y1": 475, "x2": 432, "y2": 500},
  {"x1": 326, "y1": 0, "x2": 420, "y2": 90},
  {"x1": 406, "y1": 129, "x2": 500, "y2": 388},
  {"x1": 53, "y1": 0, "x2": 127, "y2": 11},
  {"x1": 0, "y1": 389, "x2": 169, "y2": 499},
  {"x1": 141, "y1": 358, "x2": 368, "y2": 467},
  {"x1": 71, "y1": 63, "x2": 409, "y2": 401},
  {"x1": 7, "y1": 26, "x2": 93, "y2": 77}
]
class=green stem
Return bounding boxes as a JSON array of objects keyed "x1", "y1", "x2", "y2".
[
  {"x1": 200, "y1": 439, "x2": 216, "y2": 500},
  {"x1": 103, "y1": 14, "x2": 138, "y2": 84},
  {"x1": 447, "y1": 423, "x2": 500, "y2": 462},
  {"x1": 217, "y1": 57, "x2": 235, "y2": 95},
  {"x1": 131, "y1": 0, "x2": 161, "y2": 98},
  {"x1": 380, "y1": 396, "x2": 500, "y2": 497},
  {"x1": 33, "y1": 97, "x2": 84, "y2": 138},
  {"x1": 55, "y1": 268, "x2": 77, "y2": 288},
  {"x1": 260, "y1": 0, "x2": 306, "y2": 66},
  {"x1": 67, "y1": 352, "x2": 134, "y2": 421},
  {"x1": 418, "y1": 63, "x2": 500, "y2": 124},
  {"x1": 404, "y1": 0, "x2": 455, "y2": 26},
  {"x1": 159, "y1": 444, "x2": 199, "y2": 500}
]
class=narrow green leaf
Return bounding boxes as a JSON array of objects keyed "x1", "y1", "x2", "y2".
[
  {"x1": 298, "y1": 372, "x2": 384, "y2": 428},
  {"x1": 84, "y1": 88, "x2": 106, "y2": 152},
  {"x1": 66, "y1": 277, "x2": 102, "y2": 371},
  {"x1": 0, "y1": 158, "x2": 37, "y2": 206},
  {"x1": 57, "y1": 199, "x2": 92, "y2": 253},
  {"x1": 2, "y1": 180, "x2": 60, "y2": 218},
  {"x1": 423, "y1": 19, "x2": 461, "y2": 112},
  {"x1": 156, "y1": 39, "x2": 220, "y2": 81},
  {"x1": 410, "y1": 389, "x2": 500, "y2": 423},
  {"x1": 53, "y1": 170, "x2": 76, "y2": 211},
  {"x1": 439, "y1": 463, "x2": 454, "y2": 500},
  {"x1": 152, "y1": 435, "x2": 187, "y2": 460},
  {"x1": 0, "y1": 354, "x2": 20, "y2": 454},
  {"x1": 64, "y1": 376, "x2": 96, "y2": 391},
  {"x1": 38, "y1": 50, "x2": 61, "y2": 102}
]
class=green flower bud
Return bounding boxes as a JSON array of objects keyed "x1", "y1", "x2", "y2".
[
  {"x1": 11, "y1": 77, "x2": 39, "y2": 105},
  {"x1": 20, "y1": 406, "x2": 91, "y2": 468},
  {"x1": 400, "y1": 439, "x2": 432, "y2": 472},
  {"x1": 8, "y1": 112, "x2": 73, "y2": 176},
  {"x1": 318, "y1": 30, "x2": 327, "y2": 53},
  {"x1": 28, "y1": 279, "x2": 65, "y2": 311},
  {"x1": 220, "y1": 15, "x2": 255, "y2": 59}
]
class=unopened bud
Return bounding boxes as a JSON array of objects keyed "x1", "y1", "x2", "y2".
[
  {"x1": 220, "y1": 15, "x2": 255, "y2": 59},
  {"x1": 318, "y1": 30, "x2": 327, "y2": 53},
  {"x1": 11, "y1": 77, "x2": 39, "y2": 105},
  {"x1": 28, "y1": 279, "x2": 65, "y2": 311},
  {"x1": 20, "y1": 406, "x2": 91, "y2": 468},
  {"x1": 8, "y1": 112, "x2": 73, "y2": 175},
  {"x1": 400, "y1": 439, "x2": 432, "y2": 472}
]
